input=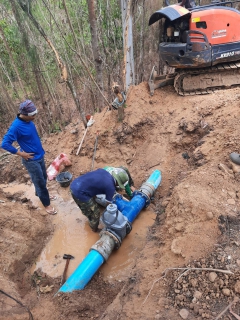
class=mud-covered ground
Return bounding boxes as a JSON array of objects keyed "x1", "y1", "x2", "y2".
[{"x1": 2, "y1": 83, "x2": 240, "y2": 319}]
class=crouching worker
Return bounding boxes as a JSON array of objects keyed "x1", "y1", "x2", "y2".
[
  {"x1": 103, "y1": 166, "x2": 135, "y2": 198},
  {"x1": 70, "y1": 168, "x2": 117, "y2": 232},
  {"x1": 70, "y1": 167, "x2": 135, "y2": 232}
]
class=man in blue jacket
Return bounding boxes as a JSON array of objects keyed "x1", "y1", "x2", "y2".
[{"x1": 1, "y1": 100, "x2": 57, "y2": 215}]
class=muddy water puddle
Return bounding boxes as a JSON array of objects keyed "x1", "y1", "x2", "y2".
[{"x1": 1, "y1": 182, "x2": 156, "y2": 282}]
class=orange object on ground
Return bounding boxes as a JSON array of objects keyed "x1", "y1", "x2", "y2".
[
  {"x1": 86, "y1": 114, "x2": 91, "y2": 121},
  {"x1": 47, "y1": 153, "x2": 72, "y2": 180}
]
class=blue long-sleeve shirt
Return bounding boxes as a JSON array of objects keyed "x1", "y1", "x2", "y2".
[
  {"x1": 1, "y1": 115, "x2": 45, "y2": 161},
  {"x1": 70, "y1": 169, "x2": 116, "y2": 202}
]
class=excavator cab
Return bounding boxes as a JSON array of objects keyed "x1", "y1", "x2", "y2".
[
  {"x1": 163, "y1": 16, "x2": 190, "y2": 43},
  {"x1": 149, "y1": 6, "x2": 211, "y2": 69},
  {"x1": 148, "y1": 4, "x2": 211, "y2": 95},
  {"x1": 148, "y1": 1, "x2": 240, "y2": 95}
]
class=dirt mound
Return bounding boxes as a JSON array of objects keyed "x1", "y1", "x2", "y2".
[{"x1": 2, "y1": 83, "x2": 240, "y2": 319}]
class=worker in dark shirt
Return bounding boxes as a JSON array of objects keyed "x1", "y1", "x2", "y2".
[{"x1": 70, "y1": 168, "x2": 120, "y2": 232}]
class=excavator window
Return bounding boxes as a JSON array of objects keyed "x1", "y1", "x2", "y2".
[
  {"x1": 163, "y1": 16, "x2": 189, "y2": 43},
  {"x1": 196, "y1": 21, "x2": 207, "y2": 29}
]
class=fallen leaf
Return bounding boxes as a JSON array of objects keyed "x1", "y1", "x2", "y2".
[{"x1": 39, "y1": 285, "x2": 54, "y2": 293}]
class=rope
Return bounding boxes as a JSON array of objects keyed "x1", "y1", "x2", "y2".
[{"x1": 0, "y1": 289, "x2": 34, "y2": 320}]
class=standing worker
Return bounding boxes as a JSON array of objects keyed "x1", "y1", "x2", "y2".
[
  {"x1": 1, "y1": 100, "x2": 57, "y2": 215},
  {"x1": 70, "y1": 168, "x2": 134, "y2": 232}
]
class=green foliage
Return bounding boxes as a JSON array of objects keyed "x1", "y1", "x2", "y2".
[
  {"x1": 0, "y1": 21, "x2": 20, "y2": 52},
  {"x1": 97, "y1": 0, "x2": 123, "y2": 50},
  {"x1": 0, "y1": 0, "x2": 11, "y2": 10},
  {"x1": 50, "y1": 121, "x2": 62, "y2": 133},
  {"x1": 0, "y1": 20, "x2": 23, "y2": 81},
  {"x1": 0, "y1": 0, "x2": 124, "y2": 91},
  {"x1": 0, "y1": 0, "x2": 151, "y2": 129}
]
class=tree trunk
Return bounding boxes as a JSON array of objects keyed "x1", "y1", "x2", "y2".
[
  {"x1": 137, "y1": 0, "x2": 145, "y2": 83},
  {"x1": 0, "y1": 57, "x2": 19, "y2": 99},
  {"x1": 87, "y1": 0, "x2": 104, "y2": 110},
  {"x1": 0, "y1": 24, "x2": 27, "y2": 98},
  {"x1": 9, "y1": 0, "x2": 45, "y2": 105},
  {"x1": 17, "y1": 0, "x2": 88, "y2": 128},
  {"x1": 121, "y1": 0, "x2": 135, "y2": 92},
  {"x1": 0, "y1": 72, "x2": 16, "y2": 116},
  {"x1": 41, "y1": 0, "x2": 110, "y2": 110}
]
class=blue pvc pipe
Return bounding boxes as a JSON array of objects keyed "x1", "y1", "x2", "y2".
[
  {"x1": 113, "y1": 194, "x2": 146, "y2": 223},
  {"x1": 113, "y1": 169, "x2": 162, "y2": 222},
  {"x1": 146, "y1": 169, "x2": 162, "y2": 189},
  {"x1": 58, "y1": 170, "x2": 161, "y2": 292},
  {"x1": 59, "y1": 250, "x2": 104, "y2": 292}
]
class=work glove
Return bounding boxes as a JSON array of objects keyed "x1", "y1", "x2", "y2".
[
  {"x1": 95, "y1": 194, "x2": 110, "y2": 207},
  {"x1": 125, "y1": 184, "x2": 133, "y2": 198}
]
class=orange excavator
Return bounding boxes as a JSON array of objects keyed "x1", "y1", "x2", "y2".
[{"x1": 148, "y1": 1, "x2": 240, "y2": 95}]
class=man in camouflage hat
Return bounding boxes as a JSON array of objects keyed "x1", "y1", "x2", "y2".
[
  {"x1": 103, "y1": 166, "x2": 135, "y2": 197},
  {"x1": 70, "y1": 167, "x2": 135, "y2": 232}
]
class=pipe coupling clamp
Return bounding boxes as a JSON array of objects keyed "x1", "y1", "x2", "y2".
[
  {"x1": 103, "y1": 229, "x2": 122, "y2": 249},
  {"x1": 91, "y1": 233, "x2": 116, "y2": 261},
  {"x1": 139, "y1": 182, "x2": 155, "y2": 199}
]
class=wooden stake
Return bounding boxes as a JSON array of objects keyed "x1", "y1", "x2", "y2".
[
  {"x1": 118, "y1": 105, "x2": 125, "y2": 122},
  {"x1": 76, "y1": 127, "x2": 88, "y2": 156}
]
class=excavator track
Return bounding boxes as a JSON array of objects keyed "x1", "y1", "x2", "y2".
[{"x1": 174, "y1": 61, "x2": 240, "y2": 96}]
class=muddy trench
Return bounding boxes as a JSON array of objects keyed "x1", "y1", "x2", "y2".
[
  {"x1": 2, "y1": 84, "x2": 240, "y2": 319},
  {"x1": 0, "y1": 111, "x2": 200, "y2": 319},
  {"x1": 0, "y1": 119, "x2": 207, "y2": 320}
]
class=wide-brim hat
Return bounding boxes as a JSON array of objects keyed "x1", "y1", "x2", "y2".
[{"x1": 112, "y1": 171, "x2": 128, "y2": 189}]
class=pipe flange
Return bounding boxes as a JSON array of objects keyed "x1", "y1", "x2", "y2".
[
  {"x1": 100, "y1": 230, "x2": 121, "y2": 249},
  {"x1": 132, "y1": 190, "x2": 151, "y2": 207},
  {"x1": 126, "y1": 221, "x2": 132, "y2": 234}
]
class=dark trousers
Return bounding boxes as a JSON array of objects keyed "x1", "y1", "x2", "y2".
[{"x1": 22, "y1": 157, "x2": 50, "y2": 207}]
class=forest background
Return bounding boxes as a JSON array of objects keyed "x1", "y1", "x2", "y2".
[{"x1": 0, "y1": 0, "x2": 163, "y2": 136}]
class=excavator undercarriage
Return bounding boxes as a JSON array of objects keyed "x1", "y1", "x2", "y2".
[{"x1": 149, "y1": 62, "x2": 240, "y2": 96}]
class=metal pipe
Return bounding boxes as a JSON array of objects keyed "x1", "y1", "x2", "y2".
[{"x1": 58, "y1": 170, "x2": 161, "y2": 292}]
